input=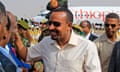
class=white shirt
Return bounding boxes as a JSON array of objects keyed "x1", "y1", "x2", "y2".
[
  {"x1": 85, "y1": 32, "x2": 91, "y2": 40},
  {"x1": 27, "y1": 31, "x2": 101, "y2": 72}
]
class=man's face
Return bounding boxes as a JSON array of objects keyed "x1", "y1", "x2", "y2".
[
  {"x1": 7, "y1": 11, "x2": 18, "y2": 33},
  {"x1": 104, "y1": 18, "x2": 119, "y2": 38},
  {"x1": 40, "y1": 23, "x2": 47, "y2": 30},
  {"x1": 80, "y1": 22, "x2": 90, "y2": 35},
  {"x1": 10, "y1": 15, "x2": 18, "y2": 33},
  {"x1": 48, "y1": 12, "x2": 71, "y2": 40},
  {"x1": 18, "y1": 28, "x2": 27, "y2": 37},
  {"x1": 0, "y1": 15, "x2": 8, "y2": 41},
  {"x1": 0, "y1": 24, "x2": 3, "y2": 40}
]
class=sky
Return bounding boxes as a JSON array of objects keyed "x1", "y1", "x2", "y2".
[{"x1": 0, "y1": 0, "x2": 119, "y2": 18}]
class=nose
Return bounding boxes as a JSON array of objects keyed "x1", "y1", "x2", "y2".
[
  {"x1": 108, "y1": 25, "x2": 113, "y2": 29},
  {"x1": 49, "y1": 23, "x2": 55, "y2": 30}
]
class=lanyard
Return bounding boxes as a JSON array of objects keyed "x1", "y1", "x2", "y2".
[{"x1": 7, "y1": 43, "x2": 31, "y2": 71}]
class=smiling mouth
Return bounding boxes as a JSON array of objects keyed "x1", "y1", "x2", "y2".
[{"x1": 50, "y1": 31, "x2": 57, "y2": 36}]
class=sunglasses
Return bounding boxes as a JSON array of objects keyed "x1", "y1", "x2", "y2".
[
  {"x1": 40, "y1": 22, "x2": 47, "y2": 24},
  {"x1": 105, "y1": 23, "x2": 116, "y2": 28},
  {"x1": 48, "y1": 21, "x2": 61, "y2": 27}
]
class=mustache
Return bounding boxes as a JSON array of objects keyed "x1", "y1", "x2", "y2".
[{"x1": 49, "y1": 30, "x2": 58, "y2": 33}]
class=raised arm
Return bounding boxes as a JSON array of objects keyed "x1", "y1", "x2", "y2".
[{"x1": 14, "y1": 29, "x2": 27, "y2": 61}]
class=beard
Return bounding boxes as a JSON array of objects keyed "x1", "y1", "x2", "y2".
[
  {"x1": 106, "y1": 31, "x2": 115, "y2": 38},
  {"x1": 49, "y1": 30, "x2": 60, "y2": 40}
]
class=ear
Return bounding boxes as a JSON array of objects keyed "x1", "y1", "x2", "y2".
[
  {"x1": 118, "y1": 20, "x2": 120, "y2": 29},
  {"x1": 118, "y1": 24, "x2": 120, "y2": 30},
  {"x1": 2, "y1": 36, "x2": 6, "y2": 40},
  {"x1": 68, "y1": 22, "x2": 72, "y2": 28}
]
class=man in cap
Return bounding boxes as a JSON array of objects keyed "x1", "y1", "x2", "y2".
[
  {"x1": 18, "y1": 20, "x2": 33, "y2": 47},
  {"x1": 38, "y1": 17, "x2": 49, "y2": 42}
]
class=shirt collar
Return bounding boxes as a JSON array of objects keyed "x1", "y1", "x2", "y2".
[
  {"x1": 50, "y1": 30, "x2": 79, "y2": 46},
  {"x1": 85, "y1": 32, "x2": 91, "y2": 39},
  {"x1": 0, "y1": 46, "x2": 9, "y2": 57},
  {"x1": 68, "y1": 30, "x2": 79, "y2": 46},
  {"x1": 100, "y1": 32, "x2": 120, "y2": 42}
]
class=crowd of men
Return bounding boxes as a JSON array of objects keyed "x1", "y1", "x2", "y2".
[{"x1": 0, "y1": 0, "x2": 120, "y2": 72}]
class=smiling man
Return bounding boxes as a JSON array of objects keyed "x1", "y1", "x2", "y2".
[{"x1": 15, "y1": 7, "x2": 101, "y2": 72}]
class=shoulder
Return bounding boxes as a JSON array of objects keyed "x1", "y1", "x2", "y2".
[
  {"x1": 39, "y1": 36, "x2": 53, "y2": 45},
  {"x1": 81, "y1": 39, "x2": 98, "y2": 54},
  {"x1": 111, "y1": 41, "x2": 120, "y2": 57},
  {"x1": 114, "y1": 41, "x2": 120, "y2": 48},
  {"x1": 78, "y1": 35, "x2": 96, "y2": 48},
  {"x1": 0, "y1": 64, "x2": 5, "y2": 72},
  {"x1": 94, "y1": 33, "x2": 106, "y2": 43},
  {"x1": 70, "y1": 31, "x2": 94, "y2": 47},
  {"x1": 87, "y1": 40, "x2": 97, "y2": 49},
  {"x1": 73, "y1": 34, "x2": 97, "y2": 54},
  {"x1": 91, "y1": 33, "x2": 98, "y2": 38},
  {"x1": 116, "y1": 41, "x2": 120, "y2": 44}
]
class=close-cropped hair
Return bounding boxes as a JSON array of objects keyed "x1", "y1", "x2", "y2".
[
  {"x1": 80, "y1": 20, "x2": 91, "y2": 29},
  {"x1": 106, "y1": 13, "x2": 119, "y2": 20},
  {"x1": 0, "y1": 1, "x2": 6, "y2": 22},
  {"x1": 49, "y1": 7, "x2": 73, "y2": 23},
  {"x1": 6, "y1": 16, "x2": 11, "y2": 30}
]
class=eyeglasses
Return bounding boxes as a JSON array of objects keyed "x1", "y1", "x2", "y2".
[
  {"x1": 48, "y1": 21, "x2": 61, "y2": 27},
  {"x1": 105, "y1": 23, "x2": 116, "y2": 28}
]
